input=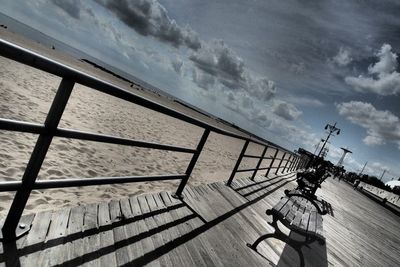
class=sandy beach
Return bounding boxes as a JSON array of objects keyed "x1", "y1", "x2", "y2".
[{"x1": 0, "y1": 29, "x2": 282, "y2": 217}]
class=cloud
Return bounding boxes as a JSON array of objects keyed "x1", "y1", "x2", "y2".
[
  {"x1": 368, "y1": 44, "x2": 398, "y2": 75},
  {"x1": 190, "y1": 40, "x2": 276, "y2": 101},
  {"x1": 273, "y1": 100, "x2": 302, "y2": 121},
  {"x1": 171, "y1": 57, "x2": 183, "y2": 75},
  {"x1": 95, "y1": 0, "x2": 201, "y2": 50},
  {"x1": 190, "y1": 40, "x2": 244, "y2": 83},
  {"x1": 191, "y1": 68, "x2": 216, "y2": 90},
  {"x1": 345, "y1": 44, "x2": 400, "y2": 95},
  {"x1": 332, "y1": 47, "x2": 352, "y2": 66},
  {"x1": 336, "y1": 101, "x2": 400, "y2": 148},
  {"x1": 53, "y1": 0, "x2": 81, "y2": 19},
  {"x1": 285, "y1": 96, "x2": 325, "y2": 108}
]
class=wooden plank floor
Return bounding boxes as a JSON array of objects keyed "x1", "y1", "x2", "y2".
[{"x1": 1, "y1": 171, "x2": 399, "y2": 266}]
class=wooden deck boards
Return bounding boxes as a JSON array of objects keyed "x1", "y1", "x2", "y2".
[{"x1": 1, "y1": 172, "x2": 400, "y2": 266}]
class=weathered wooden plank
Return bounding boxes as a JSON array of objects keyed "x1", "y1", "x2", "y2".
[
  {"x1": 19, "y1": 210, "x2": 53, "y2": 266},
  {"x1": 109, "y1": 199, "x2": 132, "y2": 266},
  {"x1": 42, "y1": 208, "x2": 71, "y2": 266},
  {"x1": 315, "y1": 211, "x2": 324, "y2": 237},
  {"x1": 285, "y1": 198, "x2": 300, "y2": 222},
  {"x1": 64, "y1": 205, "x2": 85, "y2": 264},
  {"x1": 120, "y1": 197, "x2": 144, "y2": 262},
  {"x1": 146, "y1": 194, "x2": 193, "y2": 266},
  {"x1": 97, "y1": 201, "x2": 117, "y2": 266},
  {"x1": 0, "y1": 213, "x2": 36, "y2": 266},
  {"x1": 185, "y1": 185, "x2": 268, "y2": 266},
  {"x1": 160, "y1": 191, "x2": 225, "y2": 267},
  {"x1": 299, "y1": 210, "x2": 310, "y2": 233},
  {"x1": 81, "y1": 203, "x2": 101, "y2": 267},
  {"x1": 212, "y1": 182, "x2": 281, "y2": 262},
  {"x1": 307, "y1": 210, "x2": 317, "y2": 234},
  {"x1": 129, "y1": 196, "x2": 161, "y2": 267}
]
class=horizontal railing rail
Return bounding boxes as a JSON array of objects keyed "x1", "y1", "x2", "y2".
[
  {"x1": 0, "y1": 37, "x2": 306, "y2": 241},
  {"x1": 242, "y1": 154, "x2": 276, "y2": 159},
  {"x1": 0, "y1": 174, "x2": 187, "y2": 191}
]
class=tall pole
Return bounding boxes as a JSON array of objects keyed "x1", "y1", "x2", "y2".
[
  {"x1": 359, "y1": 161, "x2": 367, "y2": 176},
  {"x1": 317, "y1": 122, "x2": 340, "y2": 158},
  {"x1": 313, "y1": 139, "x2": 324, "y2": 155},
  {"x1": 380, "y1": 169, "x2": 386, "y2": 181}
]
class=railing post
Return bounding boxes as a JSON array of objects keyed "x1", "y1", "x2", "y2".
[
  {"x1": 226, "y1": 140, "x2": 250, "y2": 186},
  {"x1": 283, "y1": 154, "x2": 292, "y2": 173},
  {"x1": 290, "y1": 155, "x2": 298, "y2": 171},
  {"x1": 1, "y1": 78, "x2": 74, "y2": 241},
  {"x1": 265, "y1": 148, "x2": 279, "y2": 178},
  {"x1": 251, "y1": 145, "x2": 268, "y2": 181},
  {"x1": 173, "y1": 129, "x2": 210, "y2": 198},
  {"x1": 296, "y1": 158, "x2": 303, "y2": 170},
  {"x1": 292, "y1": 157, "x2": 299, "y2": 171},
  {"x1": 288, "y1": 155, "x2": 295, "y2": 172},
  {"x1": 275, "y1": 152, "x2": 286, "y2": 175}
]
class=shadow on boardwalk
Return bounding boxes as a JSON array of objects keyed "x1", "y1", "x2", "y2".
[
  {"x1": 231, "y1": 173, "x2": 328, "y2": 267},
  {"x1": 1, "y1": 173, "x2": 328, "y2": 266}
]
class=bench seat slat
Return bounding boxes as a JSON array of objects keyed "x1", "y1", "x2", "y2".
[
  {"x1": 278, "y1": 199, "x2": 294, "y2": 218},
  {"x1": 308, "y1": 210, "x2": 317, "y2": 234},
  {"x1": 269, "y1": 194, "x2": 325, "y2": 242},
  {"x1": 273, "y1": 197, "x2": 290, "y2": 213},
  {"x1": 316, "y1": 211, "x2": 324, "y2": 236},
  {"x1": 285, "y1": 197, "x2": 301, "y2": 221},
  {"x1": 300, "y1": 212, "x2": 310, "y2": 230}
]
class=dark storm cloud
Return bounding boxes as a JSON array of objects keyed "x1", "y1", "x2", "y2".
[
  {"x1": 95, "y1": 0, "x2": 201, "y2": 50},
  {"x1": 53, "y1": 0, "x2": 81, "y2": 19},
  {"x1": 190, "y1": 40, "x2": 276, "y2": 101}
]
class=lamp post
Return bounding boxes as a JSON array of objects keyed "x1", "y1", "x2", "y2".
[
  {"x1": 313, "y1": 139, "x2": 325, "y2": 155},
  {"x1": 317, "y1": 122, "x2": 341, "y2": 158},
  {"x1": 380, "y1": 169, "x2": 387, "y2": 181}
]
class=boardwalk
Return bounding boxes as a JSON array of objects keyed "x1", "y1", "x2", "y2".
[{"x1": 1, "y1": 172, "x2": 399, "y2": 266}]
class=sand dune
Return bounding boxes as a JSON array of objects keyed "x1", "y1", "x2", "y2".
[{"x1": 0, "y1": 30, "x2": 279, "y2": 217}]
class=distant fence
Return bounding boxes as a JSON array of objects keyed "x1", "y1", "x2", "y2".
[{"x1": 0, "y1": 38, "x2": 309, "y2": 240}]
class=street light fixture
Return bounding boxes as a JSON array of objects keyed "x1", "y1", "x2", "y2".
[{"x1": 317, "y1": 122, "x2": 341, "y2": 158}]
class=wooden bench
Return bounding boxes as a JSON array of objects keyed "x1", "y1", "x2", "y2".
[
  {"x1": 295, "y1": 170, "x2": 329, "y2": 197},
  {"x1": 247, "y1": 195, "x2": 325, "y2": 267}
]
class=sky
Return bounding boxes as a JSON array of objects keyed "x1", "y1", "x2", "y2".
[{"x1": 1, "y1": 0, "x2": 400, "y2": 181}]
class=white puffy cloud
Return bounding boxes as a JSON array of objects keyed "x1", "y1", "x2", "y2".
[
  {"x1": 336, "y1": 101, "x2": 400, "y2": 148},
  {"x1": 368, "y1": 44, "x2": 398, "y2": 75},
  {"x1": 345, "y1": 44, "x2": 400, "y2": 95},
  {"x1": 333, "y1": 47, "x2": 352, "y2": 66}
]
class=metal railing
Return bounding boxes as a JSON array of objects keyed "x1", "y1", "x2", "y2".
[{"x1": 0, "y1": 38, "x2": 304, "y2": 240}]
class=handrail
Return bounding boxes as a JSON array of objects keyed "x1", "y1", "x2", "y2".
[
  {"x1": 0, "y1": 37, "x2": 304, "y2": 240},
  {"x1": 0, "y1": 174, "x2": 186, "y2": 191},
  {"x1": 0, "y1": 38, "x2": 288, "y2": 152},
  {"x1": 0, "y1": 118, "x2": 196, "y2": 153}
]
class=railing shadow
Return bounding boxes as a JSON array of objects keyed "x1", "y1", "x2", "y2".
[
  {"x1": 1, "y1": 176, "x2": 296, "y2": 266},
  {"x1": 232, "y1": 172, "x2": 297, "y2": 201}
]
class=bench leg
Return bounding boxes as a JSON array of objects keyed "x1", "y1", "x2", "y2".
[{"x1": 246, "y1": 233, "x2": 275, "y2": 251}]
